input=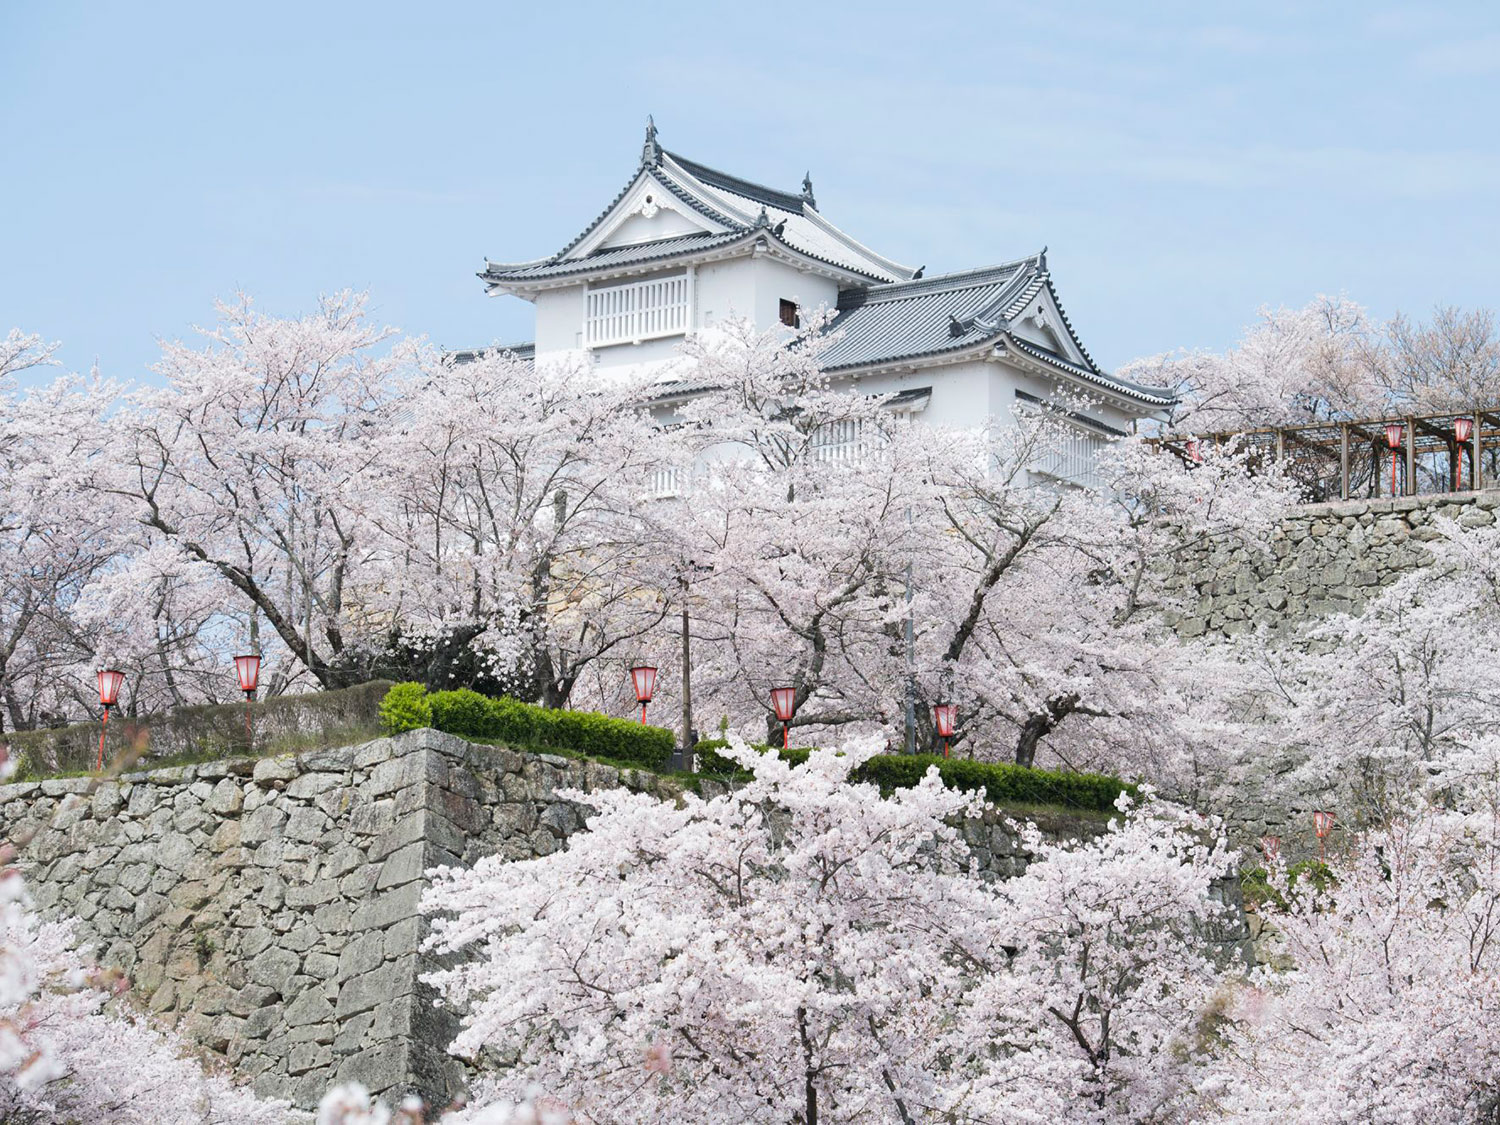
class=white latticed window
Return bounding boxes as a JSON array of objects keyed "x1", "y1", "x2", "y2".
[
  {"x1": 812, "y1": 419, "x2": 866, "y2": 464},
  {"x1": 1033, "y1": 421, "x2": 1110, "y2": 491},
  {"x1": 647, "y1": 465, "x2": 683, "y2": 498},
  {"x1": 584, "y1": 274, "x2": 691, "y2": 347}
]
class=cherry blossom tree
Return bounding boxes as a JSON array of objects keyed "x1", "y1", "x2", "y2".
[
  {"x1": 0, "y1": 348, "x2": 119, "y2": 730},
  {"x1": 105, "y1": 292, "x2": 408, "y2": 692},
  {"x1": 1209, "y1": 796, "x2": 1500, "y2": 1122},
  {"x1": 942, "y1": 793, "x2": 1238, "y2": 1122},
  {"x1": 422, "y1": 738, "x2": 1237, "y2": 1123},
  {"x1": 657, "y1": 317, "x2": 934, "y2": 742},
  {"x1": 1119, "y1": 296, "x2": 1384, "y2": 433},
  {"x1": 364, "y1": 347, "x2": 672, "y2": 706},
  {"x1": 423, "y1": 736, "x2": 1007, "y2": 1123}
]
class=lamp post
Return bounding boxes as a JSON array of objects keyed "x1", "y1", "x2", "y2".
[
  {"x1": 770, "y1": 687, "x2": 796, "y2": 749},
  {"x1": 234, "y1": 654, "x2": 261, "y2": 749},
  {"x1": 1313, "y1": 810, "x2": 1336, "y2": 861},
  {"x1": 1384, "y1": 423, "x2": 1405, "y2": 497},
  {"x1": 933, "y1": 703, "x2": 957, "y2": 758},
  {"x1": 630, "y1": 665, "x2": 658, "y2": 724},
  {"x1": 1260, "y1": 834, "x2": 1281, "y2": 863},
  {"x1": 1455, "y1": 416, "x2": 1475, "y2": 491},
  {"x1": 95, "y1": 668, "x2": 125, "y2": 771}
]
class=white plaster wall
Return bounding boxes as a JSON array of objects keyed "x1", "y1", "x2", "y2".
[{"x1": 532, "y1": 287, "x2": 586, "y2": 354}]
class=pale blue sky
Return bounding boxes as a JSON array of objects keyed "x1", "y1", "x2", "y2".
[{"x1": 4, "y1": 1, "x2": 1499, "y2": 383}]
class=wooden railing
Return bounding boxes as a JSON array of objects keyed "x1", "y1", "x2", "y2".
[
  {"x1": 584, "y1": 274, "x2": 691, "y2": 347},
  {"x1": 1033, "y1": 424, "x2": 1108, "y2": 492},
  {"x1": 1150, "y1": 408, "x2": 1497, "y2": 503}
]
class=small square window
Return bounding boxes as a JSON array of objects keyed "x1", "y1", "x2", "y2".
[{"x1": 779, "y1": 299, "x2": 800, "y2": 328}]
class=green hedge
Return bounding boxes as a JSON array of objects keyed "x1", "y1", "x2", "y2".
[
  {"x1": 380, "y1": 683, "x2": 675, "y2": 770},
  {"x1": 695, "y1": 739, "x2": 1133, "y2": 813}
]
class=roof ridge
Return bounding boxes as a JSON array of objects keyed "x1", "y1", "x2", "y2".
[
  {"x1": 838, "y1": 256, "x2": 1044, "y2": 307},
  {"x1": 662, "y1": 149, "x2": 809, "y2": 214}
]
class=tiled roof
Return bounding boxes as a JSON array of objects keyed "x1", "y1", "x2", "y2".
[
  {"x1": 480, "y1": 127, "x2": 916, "y2": 288},
  {"x1": 482, "y1": 232, "x2": 741, "y2": 285},
  {"x1": 1004, "y1": 337, "x2": 1174, "y2": 406},
  {"x1": 447, "y1": 342, "x2": 535, "y2": 365},
  {"x1": 817, "y1": 261, "x2": 1041, "y2": 372},
  {"x1": 816, "y1": 259, "x2": 1174, "y2": 407}
]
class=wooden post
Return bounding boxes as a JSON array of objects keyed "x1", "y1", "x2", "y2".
[
  {"x1": 1275, "y1": 430, "x2": 1285, "y2": 463},
  {"x1": 1474, "y1": 410, "x2": 1484, "y2": 491},
  {"x1": 1405, "y1": 418, "x2": 1416, "y2": 496},
  {"x1": 1340, "y1": 424, "x2": 1350, "y2": 500}
]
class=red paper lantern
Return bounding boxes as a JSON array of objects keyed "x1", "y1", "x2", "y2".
[
  {"x1": 1186, "y1": 440, "x2": 1204, "y2": 464},
  {"x1": 1260, "y1": 834, "x2": 1281, "y2": 862},
  {"x1": 933, "y1": 703, "x2": 957, "y2": 758},
  {"x1": 94, "y1": 668, "x2": 125, "y2": 772},
  {"x1": 1455, "y1": 417, "x2": 1475, "y2": 491},
  {"x1": 1313, "y1": 810, "x2": 1336, "y2": 861},
  {"x1": 96, "y1": 668, "x2": 125, "y2": 709},
  {"x1": 1384, "y1": 423, "x2": 1405, "y2": 496},
  {"x1": 630, "y1": 665, "x2": 658, "y2": 723},
  {"x1": 770, "y1": 687, "x2": 796, "y2": 748},
  {"x1": 233, "y1": 654, "x2": 261, "y2": 696}
]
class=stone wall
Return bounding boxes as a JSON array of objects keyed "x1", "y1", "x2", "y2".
[
  {"x1": 5, "y1": 680, "x2": 391, "y2": 776},
  {"x1": 0, "y1": 729, "x2": 1248, "y2": 1111},
  {"x1": 1162, "y1": 491, "x2": 1499, "y2": 641}
]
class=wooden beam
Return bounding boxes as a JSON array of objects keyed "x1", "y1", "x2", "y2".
[
  {"x1": 1405, "y1": 418, "x2": 1416, "y2": 496},
  {"x1": 1340, "y1": 424, "x2": 1350, "y2": 500}
]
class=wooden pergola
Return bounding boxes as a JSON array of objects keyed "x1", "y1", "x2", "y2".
[{"x1": 1149, "y1": 408, "x2": 1499, "y2": 503}]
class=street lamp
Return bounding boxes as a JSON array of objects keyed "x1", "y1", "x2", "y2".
[
  {"x1": 1384, "y1": 423, "x2": 1405, "y2": 497},
  {"x1": 933, "y1": 703, "x2": 957, "y2": 758},
  {"x1": 1260, "y1": 834, "x2": 1281, "y2": 863},
  {"x1": 1313, "y1": 810, "x2": 1336, "y2": 861},
  {"x1": 95, "y1": 668, "x2": 125, "y2": 771},
  {"x1": 234, "y1": 654, "x2": 261, "y2": 749},
  {"x1": 1455, "y1": 416, "x2": 1475, "y2": 491},
  {"x1": 630, "y1": 665, "x2": 658, "y2": 724},
  {"x1": 770, "y1": 687, "x2": 796, "y2": 749}
]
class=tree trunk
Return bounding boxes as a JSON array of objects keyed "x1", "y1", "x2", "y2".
[{"x1": 1014, "y1": 693, "x2": 1082, "y2": 767}]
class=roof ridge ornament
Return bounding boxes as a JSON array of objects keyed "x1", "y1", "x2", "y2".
[
  {"x1": 642, "y1": 115, "x2": 662, "y2": 167},
  {"x1": 753, "y1": 205, "x2": 771, "y2": 229},
  {"x1": 1036, "y1": 246, "x2": 1048, "y2": 272},
  {"x1": 801, "y1": 171, "x2": 816, "y2": 209}
]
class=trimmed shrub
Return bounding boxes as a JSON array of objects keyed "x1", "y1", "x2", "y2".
[
  {"x1": 378, "y1": 682, "x2": 432, "y2": 735},
  {"x1": 695, "y1": 739, "x2": 810, "y2": 775},
  {"x1": 427, "y1": 688, "x2": 499, "y2": 739},
  {"x1": 853, "y1": 754, "x2": 1135, "y2": 812},
  {"x1": 377, "y1": 683, "x2": 675, "y2": 770},
  {"x1": 695, "y1": 740, "x2": 1132, "y2": 813}
]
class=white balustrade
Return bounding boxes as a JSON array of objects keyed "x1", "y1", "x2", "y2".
[{"x1": 584, "y1": 274, "x2": 691, "y2": 347}]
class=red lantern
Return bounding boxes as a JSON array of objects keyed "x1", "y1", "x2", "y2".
[
  {"x1": 1455, "y1": 417, "x2": 1475, "y2": 491},
  {"x1": 234, "y1": 654, "x2": 261, "y2": 695},
  {"x1": 234, "y1": 654, "x2": 261, "y2": 749},
  {"x1": 1313, "y1": 810, "x2": 1336, "y2": 861},
  {"x1": 1260, "y1": 834, "x2": 1281, "y2": 863},
  {"x1": 95, "y1": 668, "x2": 125, "y2": 771},
  {"x1": 1384, "y1": 423, "x2": 1405, "y2": 496},
  {"x1": 1186, "y1": 440, "x2": 1204, "y2": 465},
  {"x1": 933, "y1": 703, "x2": 957, "y2": 758},
  {"x1": 770, "y1": 687, "x2": 796, "y2": 749},
  {"x1": 96, "y1": 668, "x2": 125, "y2": 709},
  {"x1": 630, "y1": 665, "x2": 658, "y2": 723}
]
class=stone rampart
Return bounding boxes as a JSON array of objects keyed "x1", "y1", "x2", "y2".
[
  {"x1": 1163, "y1": 490, "x2": 1499, "y2": 641},
  {"x1": 0, "y1": 730, "x2": 1247, "y2": 1111}
]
